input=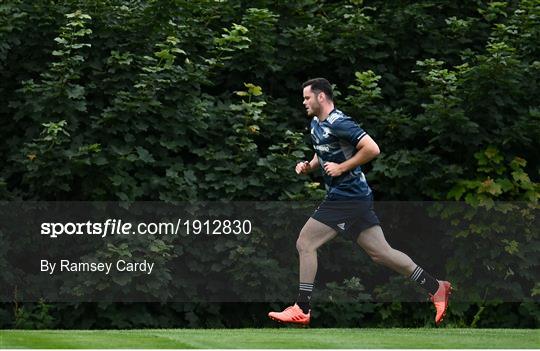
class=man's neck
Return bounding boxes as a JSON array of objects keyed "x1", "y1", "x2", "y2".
[{"x1": 317, "y1": 104, "x2": 335, "y2": 121}]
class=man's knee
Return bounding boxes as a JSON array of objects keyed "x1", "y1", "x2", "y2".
[
  {"x1": 297, "y1": 219, "x2": 336, "y2": 255},
  {"x1": 363, "y1": 245, "x2": 392, "y2": 266},
  {"x1": 296, "y1": 226, "x2": 316, "y2": 254},
  {"x1": 368, "y1": 250, "x2": 388, "y2": 265},
  {"x1": 296, "y1": 235, "x2": 313, "y2": 255}
]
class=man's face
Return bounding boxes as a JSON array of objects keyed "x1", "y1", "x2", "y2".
[{"x1": 303, "y1": 86, "x2": 321, "y2": 117}]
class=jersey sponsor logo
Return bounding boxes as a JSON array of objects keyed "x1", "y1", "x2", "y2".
[{"x1": 314, "y1": 144, "x2": 330, "y2": 152}]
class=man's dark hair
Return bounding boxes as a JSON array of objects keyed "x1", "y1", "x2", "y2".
[{"x1": 302, "y1": 78, "x2": 333, "y2": 101}]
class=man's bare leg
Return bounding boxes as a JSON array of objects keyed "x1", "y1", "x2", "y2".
[
  {"x1": 295, "y1": 218, "x2": 337, "y2": 312},
  {"x1": 296, "y1": 218, "x2": 337, "y2": 283},
  {"x1": 356, "y1": 225, "x2": 416, "y2": 276},
  {"x1": 356, "y1": 225, "x2": 452, "y2": 325},
  {"x1": 268, "y1": 218, "x2": 337, "y2": 323}
]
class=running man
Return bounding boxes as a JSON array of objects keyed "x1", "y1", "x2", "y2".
[{"x1": 268, "y1": 78, "x2": 451, "y2": 326}]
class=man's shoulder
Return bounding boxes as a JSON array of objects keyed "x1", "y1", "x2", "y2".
[{"x1": 327, "y1": 109, "x2": 351, "y2": 124}]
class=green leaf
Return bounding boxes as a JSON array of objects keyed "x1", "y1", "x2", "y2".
[
  {"x1": 291, "y1": 151, "x2": 304, "y2": 159},
  {"x1": 135, "y1": 147, "x2": 155, "y2": 163},
  {"x1": 479, "y1": 178, "x2": 502, "y2": 196},
  {"x1": 66, "y1": 85, "x2": 85, "y2": 99},
  {"x1": 447, "y1": 184, "x2": 466, "y2": 200},
  {"x1": 244, "y1": 83, "x2": 262, "y2": 96},
  {"x1": 54, "y1": 37, "x2": 68, "y2": 45},
  {"x1": 511, "y1": 171, "x2": 530, "y2": 184}
]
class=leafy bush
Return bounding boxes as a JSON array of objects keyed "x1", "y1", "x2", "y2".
[{"x1": 1, "y1": 0, "x2": 538, "y2": 328}]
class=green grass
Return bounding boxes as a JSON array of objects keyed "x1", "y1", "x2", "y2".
[{"x1": 1, "y1": 328, "x2": 538, "y2": 349}]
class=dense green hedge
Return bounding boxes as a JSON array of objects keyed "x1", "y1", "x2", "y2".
[{"x1": 0, "y1": 0, "x2": 538, "y2": 328}]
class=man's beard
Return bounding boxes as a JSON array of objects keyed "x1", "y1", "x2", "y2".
[{"x1": 307, "y1": 104, "x2": 321, "y2": 117}]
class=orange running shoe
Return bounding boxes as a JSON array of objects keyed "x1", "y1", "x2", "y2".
[
  {"x1": 430, "y1": 280, "x2": 452, "y2": 325},
  {"x1": 268, "y1": 304, "x2": 310, "y2": 325}
]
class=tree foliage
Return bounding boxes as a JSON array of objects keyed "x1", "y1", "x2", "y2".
[{"x1": 0, "y1": 0, "x2": 538, "y2": 328}]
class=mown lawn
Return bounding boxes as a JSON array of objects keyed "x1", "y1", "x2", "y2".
[{"x1": 1, "y1": 328, "x2": 538, "y2": 349}]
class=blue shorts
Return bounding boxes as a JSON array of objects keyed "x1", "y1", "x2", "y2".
[{"x1": 311, "y1": 193, "x2": 380, "y2": 238}]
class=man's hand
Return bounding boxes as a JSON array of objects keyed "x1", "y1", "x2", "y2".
[
  {"x1": 295, "y1": 161, "x2": 311, "y2": 175},
  {"x1": 323, "y1": 162, "x2": 345, "y2": 177}
]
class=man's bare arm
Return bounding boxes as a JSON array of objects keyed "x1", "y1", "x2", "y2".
[{"x1": 296, "y1": 154, "x2": 320, "y2": 174}]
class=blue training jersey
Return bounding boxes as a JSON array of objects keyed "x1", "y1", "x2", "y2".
[{"x1": 310, "y1": 109, "x2": 372, "y2": 199}]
